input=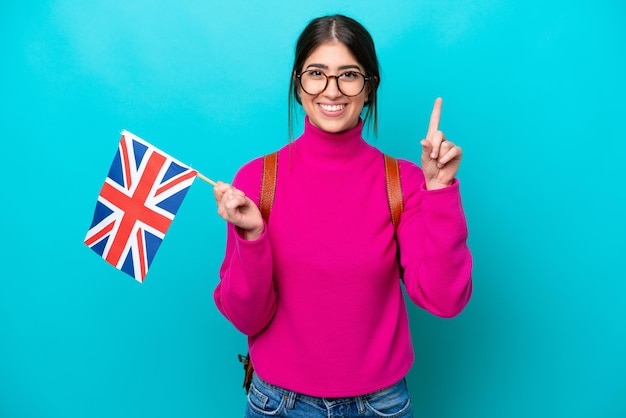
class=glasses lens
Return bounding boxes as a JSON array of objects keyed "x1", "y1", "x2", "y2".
[
  {"x1": 337, "y1": 72, "x2": 365, "y2": 97},
  {"x1": 300, "y1": 71, "x2": 326, "y2": 95}
]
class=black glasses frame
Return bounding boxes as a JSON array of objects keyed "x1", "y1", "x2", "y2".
[{"x1": 296, "y1": 70, "x2": 372, "y2": 97}]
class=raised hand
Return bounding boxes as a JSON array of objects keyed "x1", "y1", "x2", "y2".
[
  {"x1": 420, "y1": 98, "x2": 463, "y2": 190},
  {"x1": 213, "y1": 181, "x2": 264, "y2": 240}
]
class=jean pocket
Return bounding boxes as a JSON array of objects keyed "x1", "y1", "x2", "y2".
[
  {"x1": 247, "y1": 381, "x2": 287, "y2": 416},
  {"x1": 364, "y1": 380, "x2": 413, "y2": 417}
]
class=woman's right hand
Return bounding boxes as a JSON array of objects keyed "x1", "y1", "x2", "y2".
[{"x1": 213, "y1": 181, "x2": 264, "y2": 240}]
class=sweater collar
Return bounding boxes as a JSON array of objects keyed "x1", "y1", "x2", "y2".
[{"x1": 293, "y1": 117, "x2": 369, "y2": 166}]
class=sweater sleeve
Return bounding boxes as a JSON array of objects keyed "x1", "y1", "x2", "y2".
[
  {"x1": 213, "y1": 158, "x2": 277, "y2": 336},
  {"x1": 397, "y1": 160, "x2": 473, "y2": 318}
]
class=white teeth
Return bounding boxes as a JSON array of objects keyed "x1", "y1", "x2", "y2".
[{"x1": 320, "y1": 104, "x2": 345, "y2": 112}]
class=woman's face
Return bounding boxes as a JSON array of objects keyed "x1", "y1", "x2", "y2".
[{"x1": 298, "y1": 41, "x2": 368, "y2": 134}]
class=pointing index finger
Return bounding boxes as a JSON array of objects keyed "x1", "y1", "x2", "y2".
[{"x1": 427, "y1": 97, "x2": 443, "y2": 138}]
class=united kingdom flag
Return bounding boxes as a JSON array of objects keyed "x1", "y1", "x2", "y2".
[{"x1": 84, "y1": 130, "x2": 197, "y2": 282}]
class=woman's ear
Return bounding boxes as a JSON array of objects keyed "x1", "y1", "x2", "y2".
[{"x1": 364, "y1": 76, "x2": 378, "y2": 105}]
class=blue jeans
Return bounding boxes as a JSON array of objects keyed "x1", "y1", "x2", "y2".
[{"x1": 245, "y1": 373, "x2": 413, "y2": 417}]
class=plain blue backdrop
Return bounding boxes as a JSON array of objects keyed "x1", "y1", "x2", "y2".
[{"x1": 1, "y1": 1, "x2": 625, "y2": 417}]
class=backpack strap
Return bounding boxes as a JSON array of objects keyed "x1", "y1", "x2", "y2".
[
  {"x1": 259, "y1": 152, "x2": 278, "y2": 223},
  {"x1": 242, "y1": 152, "x2": 278, "y2": 394},
  {"x1": 384, "y1": 154, "x2": 403, "y2": 234}
]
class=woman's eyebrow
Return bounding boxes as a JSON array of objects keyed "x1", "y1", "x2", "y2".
[{"x1": 305, "y1": 63, "x2": 362, "y2": 71}]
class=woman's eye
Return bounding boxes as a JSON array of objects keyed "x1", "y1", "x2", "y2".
[
  {"x1": 341, "y1": 71, "x2": 358, "y2": 79},
  {"x1": 309, "y1": 70, "x2": 324, "y2": 78}
]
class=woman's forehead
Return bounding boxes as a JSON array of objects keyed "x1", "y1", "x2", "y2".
[{"x1": 303, "y1": 41, "x2": 362, "y2": 69}]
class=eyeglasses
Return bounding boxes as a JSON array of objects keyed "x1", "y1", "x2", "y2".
[{"x1": 297, "y1": 70, "x2": 372, "y2": 97}]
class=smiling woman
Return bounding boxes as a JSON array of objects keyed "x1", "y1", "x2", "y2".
[
  {"x1": 211, "y1": 14, "x2": 473, "y2": 418},
  {"x1": 2, "y1": 1, "x2": 624, "y2": 417}
]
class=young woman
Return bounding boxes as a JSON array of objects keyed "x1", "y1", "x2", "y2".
[{"x1": 213, "y1": 14, "x2": 472, "y2": 418}]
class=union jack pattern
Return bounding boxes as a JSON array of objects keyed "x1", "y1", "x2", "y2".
[{"x1": 84, "y1": 130, "x2": 197, "y2": 282}]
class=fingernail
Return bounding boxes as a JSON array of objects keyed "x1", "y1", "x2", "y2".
[{"x1": 431, "y1": 152, "x2": 436, "y2": 158}]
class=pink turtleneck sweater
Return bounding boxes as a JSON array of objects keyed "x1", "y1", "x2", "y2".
[{"x1": 214, "y1": 118, "x2": 472, "y2": 398}]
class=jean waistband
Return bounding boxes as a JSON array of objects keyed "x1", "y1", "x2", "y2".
[{"x1": 251, "y1": 373, "x2": 405, "y2": 405}]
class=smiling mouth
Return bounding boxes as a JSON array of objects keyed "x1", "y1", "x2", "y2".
[{"x1": 319, "y1": 104, "x2": 346, "y2": 112}]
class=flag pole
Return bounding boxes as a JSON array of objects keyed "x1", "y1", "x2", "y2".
[{"x1": 196, "y1": 172, "x2": 217, "y2": 186}]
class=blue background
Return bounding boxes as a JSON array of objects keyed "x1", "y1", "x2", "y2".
[{"x1": 1, "y1": 1, "x2": 625, "y2": 417}]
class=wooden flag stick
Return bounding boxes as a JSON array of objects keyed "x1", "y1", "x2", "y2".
[{"x1": 196, "y1": 172, "x2": 217, "y2": 186}]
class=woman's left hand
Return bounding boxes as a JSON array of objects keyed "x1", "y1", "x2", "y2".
[{"x1": 420, "y1": 98, "x2": 463, "y2": 190}]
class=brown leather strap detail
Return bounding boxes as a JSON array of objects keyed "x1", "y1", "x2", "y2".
[
  {"x1": 260, "y1": 152, "x2": 278, "y2": 223},
  {"x1": 384, "y1": 154, "x2": 403, "y2": 234},
  {"x1": 238, "y1": 353, "x2": 254, "y2": 394}
]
